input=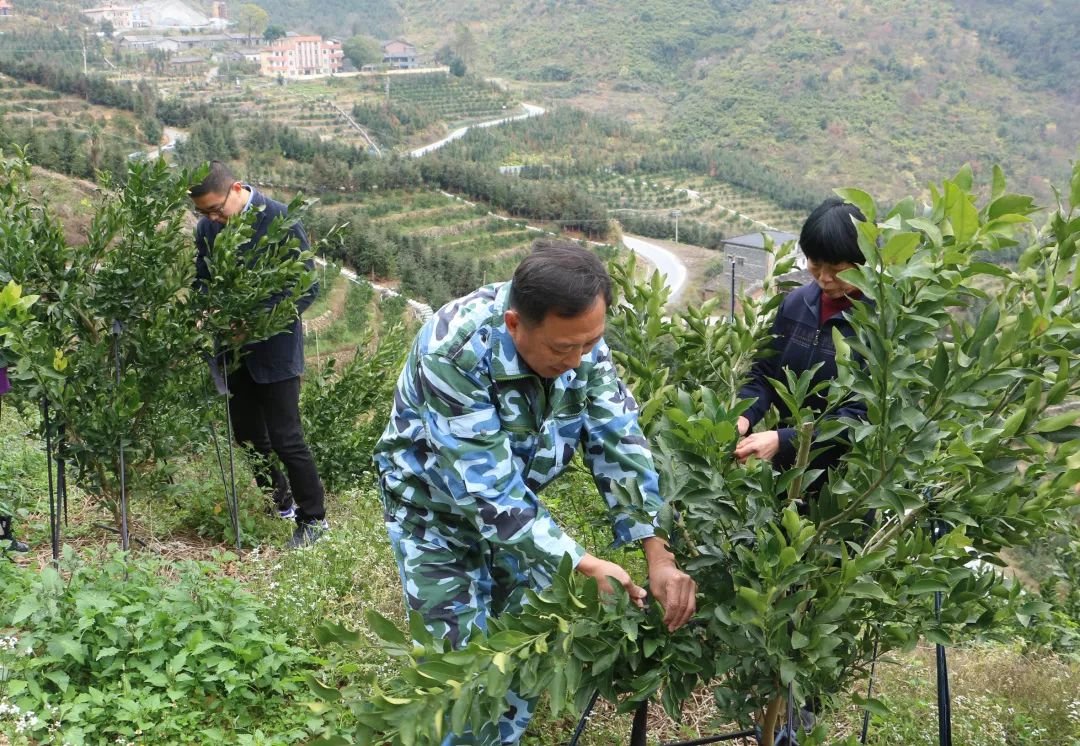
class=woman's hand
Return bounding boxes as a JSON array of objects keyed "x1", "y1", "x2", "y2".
[
  {"x1": 737, "y1": 416, "x2": 751, "y2": 436},
  {"x1": 734, "y1": 430, "x2": 780, "y2": 462}
]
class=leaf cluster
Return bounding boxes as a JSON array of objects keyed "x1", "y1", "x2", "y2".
[{"x1": 0, "y1": 547, "x2": 320, "y2": 744}]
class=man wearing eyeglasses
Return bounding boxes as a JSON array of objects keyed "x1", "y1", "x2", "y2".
[{"x1": 190, "y1": 160, "x2": 327, "y2": 549}]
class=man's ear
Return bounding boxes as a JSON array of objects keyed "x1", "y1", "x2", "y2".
[
  {"x1": 231, "y1": 181, "x2": 244, "y2": 194},
  {"x1": 504, "y1": 309, "x2": 520, "y2": 334}
]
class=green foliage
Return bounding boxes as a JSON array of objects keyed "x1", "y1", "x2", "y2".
[
  {"x1": 310, "y1": 161, "x2": 1080, "y2": 743},
  {"x1": 0, "y1": 548, "x2": 319, "y2": 744},
  {"x1": 341, "y1": 34, "x2": 384, "y2": 70},
  {"x1": 954, "y1": 0, "x2": 1080, "y2": 98},
  {"x1": 306, "y1": 558, "x2": 691, "y2": 746},
  {"x1": 301, "y1": 325, "x2": 407, "y2": 492},
  {"x1": 0, "y1": 155, "x2": 314, "y2": 527},
  {"x1": 251, "y1": 0, "x2": 402, "y2": 39}
]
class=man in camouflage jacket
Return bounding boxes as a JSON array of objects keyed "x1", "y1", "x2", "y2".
[{"x1": 374, "y1": 240, "x2": 696, "y2": 744}]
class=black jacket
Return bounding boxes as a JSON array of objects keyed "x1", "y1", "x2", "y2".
[
  {"x1": 738, "y1": 281, "x2": 867, "y2": 470},
  {"x1": 195, "y1": 188, "x2": 317, "y2": 384}
]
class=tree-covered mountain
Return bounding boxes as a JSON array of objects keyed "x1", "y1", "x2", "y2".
[
  {"x1": 265, "y1": 0, "x2": 1078, "y2": 203},
  {"x1": 252, "y1": 0, "x2": 403, "y2": 42}
]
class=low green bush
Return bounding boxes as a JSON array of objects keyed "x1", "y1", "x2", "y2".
[{"x1": 0, "y1": 549, "x2": 321, "y2": 744}]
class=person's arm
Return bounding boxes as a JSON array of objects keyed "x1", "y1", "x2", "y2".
[
  {"x1": 417, "y1": 352, "x2": 586, "y2": 569},
  {"x1": 580, "y1": 340, "x2": 697, "y2": 631},
  {"x1": 579, "y1": 339, "x2": 664, "y2": 546}
]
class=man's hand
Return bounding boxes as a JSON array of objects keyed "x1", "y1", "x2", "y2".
[
  {"x1": 642, "y1": 537, "x2": 697, "y2": 631},
  {"x1": 737, "y1": 415, "x2": 751, "y2": 436},
  {"x1": 576, "y1": 554, "x2": 647, "y2": 608},
  {"x1": 734, "y1": 430, "x2": 780, "y2": 463}
]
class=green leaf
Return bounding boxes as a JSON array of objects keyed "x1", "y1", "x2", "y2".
[
  {"x1": 548, "y1": 663, "x2": 566, "y2": 717},
  {"x1": 924, "y1": 628, "x2": 951, "y2": 645},
  {"x1": 306, "y1": 675, "x2": 343, "y2": 702},
  {"x1": 953, "y1": 163, "x2": 974, "y2": 192},
  {"x1": 737, "y1": 586, "x2": 767, "y2": 614},
  {"x1": 988, "y1": 194, "x2": 1036, "y2": 221},
  {"x1": 906, "y1": 218, "x2": 943, "y2": 246},
  {"x1": 991, "y1": 164, "x2": 1006, "y2": 200},
  {"x1": 945, "y1": 182, "x2": 979, "y2": 243},
  {"x1": 314, "y1": 621, "x2": 364, "y2": 647},
  {"x1": 1071, "y1": 159, "x2": 1080, "y2": 212},
  {"x1": 44, "y1": 670, "x2": 71, "y2": 691},
  {"x1": 881, "y1": 233, "x2": 920, "y2": 265},
  {"x1": 906, "y1": 579, "x2": 949, "y2": 595},
  {"x1": 834, "y1": 188, "x2": 876, "y2": 222},
  {"x1": 853, "y1": 694, "x2": 890, "y2": 717},
  {"x1": 790, "y1": 630, "x2": 810, "y2": 650},
  {"x1": 780, "y1": 659, "x2": 797, "y2": 685},
  {"x1": 929, "y1": 343, "x2": 949, "y2": 391},
  {"x1": 365, "y1": 610, "x2": 408, "y2": 647},
  {"x1": 1035, "y1": 412, "x2": 1078, "y2": 433},
  {"x1": 848, "y1": 583, "x2": 893, "y2": 602}
]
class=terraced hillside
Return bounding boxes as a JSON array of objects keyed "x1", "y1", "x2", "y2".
[
  {"x1": 177, "y1": 73, "x2": 520, "y2": 153},
  {"x1": 0, "y1": 74, "x2": 155, "y2": 150},
  {"x1": 311, "y1": 189, "x2": 558, "y2": 308}
]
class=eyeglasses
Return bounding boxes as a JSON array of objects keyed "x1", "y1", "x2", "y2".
[{"x1": 192, "y1": 188, "x2": 233, "y2": 218}]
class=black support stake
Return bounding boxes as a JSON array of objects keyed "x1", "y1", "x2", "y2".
[
  {"x1": 629, "y1": 700, "x2": 649, "y2": 746},
  {"x1": 860, "y1": 633, "x2": 880, "y2": 744},
  {"x1": 112, "y1": 320, "x2": 130, "y2": 552},
  {"x1": 932, "y1": 520, "x2": 953, "y2": 746},
  {"x1": 41, "y1": 398, "x2": 60, "y2": 562},
  {"x1": 566, "y1": 690, "x2": 600, "y2": 746},
  {"x1": 218, "y1": 353, "x2": 242, "y2": 551}
]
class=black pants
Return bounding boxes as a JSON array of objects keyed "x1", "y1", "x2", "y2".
[{"x1": 227, "y1": 366, "x2": 325, "y2": 522}]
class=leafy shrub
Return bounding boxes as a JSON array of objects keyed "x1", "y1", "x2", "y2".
[
  {"x1": 0, "y1": 548, "x2": 320, "y2": 744},
  {"x1": 0, "y1": 155, "x2": 315, "y2": 531},
  {"x1": 310, "y1": 163, "x2": 1080, "y2": 744},
  {"x1": 300, "y1": 326, "x2": 407, "y2": 492}
]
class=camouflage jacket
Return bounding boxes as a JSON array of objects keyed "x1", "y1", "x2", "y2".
[{"x1": 373, "y1": 282, "x2": 663, "y2": 570}]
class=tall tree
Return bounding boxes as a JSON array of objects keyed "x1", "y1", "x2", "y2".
[
  {"x1": 342, "y1": 34, "x2": 383, "y2": 69},
  {"x1": 263, "y1": 24, "x2": 287, "y2": 42},
  {"x1": 235, "y1": 3, "x2": 270, "y2": 42}
]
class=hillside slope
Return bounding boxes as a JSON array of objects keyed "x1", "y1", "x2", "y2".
[{"x1": 271, "y1": 0, "x2": 1079, "y2": 203}]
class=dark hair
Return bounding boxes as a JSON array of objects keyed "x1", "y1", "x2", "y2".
[
  {"x1": 799, "y1": 197, "x2": 866, "y2": 265},
  {"x1": 189, "y1": 160, "x2": 238, "y2": 199},
  {"x1": 509, "y1": 238, "x2": 612, "y2": 325}
]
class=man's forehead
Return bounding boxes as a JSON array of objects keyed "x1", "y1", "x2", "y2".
[{"x1": 537, "y1": 315, "x2": 605, "y2": 345}]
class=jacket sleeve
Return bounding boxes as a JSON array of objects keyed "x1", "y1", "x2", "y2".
[
  {"x1": 581, "y1": 340, "x2": 663, "y2": 547},
  {"x1": 738, "y1": 296, "x2": 788, "y2": 427},
  {"x1": 417, "y1": 352, "x2": 586, "y2": 569}
]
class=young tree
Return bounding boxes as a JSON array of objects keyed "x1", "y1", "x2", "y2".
[
  {"x1": 0, "y1": 155, "x2": 314, "y2": 534},
  {"x1": 308, "y1": 163, "x2": 1080, "y2": 745}
]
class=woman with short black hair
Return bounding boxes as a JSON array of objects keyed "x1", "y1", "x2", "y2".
[{"x1": 734, "y1": 196, "x2": 868, "y2": 476}]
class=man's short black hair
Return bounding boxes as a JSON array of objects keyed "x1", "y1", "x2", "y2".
[
  {"x1": 799, "y1": 196, "x2": 867, "y2": 265},
  {"x1": 509, "y1": 239, "x2": 612, "y2": 325},
  {"x1": 189, "y1": 160, "x2": 238, "y2": 199}
]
